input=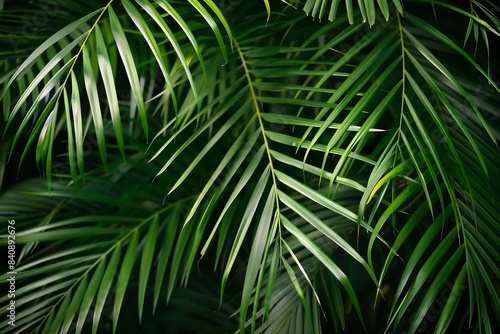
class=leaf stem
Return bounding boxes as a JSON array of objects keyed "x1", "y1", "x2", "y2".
[
  {"x1": 395, "y1": 12, "x2": 406, "y2": 162},
  {"x1": 55, "y1": 0, "x2": 115, "y2": 105},
  {"x1": 234, "y1": 38, "x2": 282, "y2": 244}
]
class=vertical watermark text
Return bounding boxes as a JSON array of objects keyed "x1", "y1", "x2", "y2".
[{"x1": 6, "y1": 220, "x2": 16, "y2": 327}]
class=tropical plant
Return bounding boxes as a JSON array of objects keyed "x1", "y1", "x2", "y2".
[{"x1": 1, "y1": 0, "x2": 499, "y2": 333}]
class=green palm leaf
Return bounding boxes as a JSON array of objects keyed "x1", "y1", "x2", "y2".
[{"x1": 1, "y1": 1, "x2": 499, "y2": 333}]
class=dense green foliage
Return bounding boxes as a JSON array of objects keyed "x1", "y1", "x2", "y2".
[{"x1": 1, "y1": 0, "x2": 500, "y2": 333}]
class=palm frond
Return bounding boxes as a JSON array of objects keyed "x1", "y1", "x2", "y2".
[{"x1": 1, "y1": 1, "x2": 499, "y2": 333}]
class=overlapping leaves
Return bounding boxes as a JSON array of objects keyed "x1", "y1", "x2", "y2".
[{"x1": 1, "y1": 1, "x2": 500, "y2": 334}]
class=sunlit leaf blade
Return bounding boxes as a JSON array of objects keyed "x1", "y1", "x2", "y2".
[
  {"x1": 62, "y1": 88, "x2": 79, "y2": 188},
  {"x1": 155, "y1": 0, "x2": 206, "y2": 72},
  {"x1": 0, "y1": 9, "x2": 101, "y2": 103},
  {"x1": 94, "y1": 24, "x2": 124, "y2": 159},
  {"x1": 82, "y1": 47, "x2": 107, "y2": 170},
  {"x1": 9, "y1": 59, "x2": 73, "y2": 165},
  {"x1": 108, "y1": 5, "x2": 148, "y2": 140},
  {"x1": 187, "y1": 0, "x2": 229, "y2": 62},
  {"x1": 121, "y1": 0, "x2": 178, "y2": 115},
  {"x1": 5, "y1": 34, "x2": 85, "y2": 131},
  {"x1": 135, "y1": 0, "x2": 199, "y2": 111}
]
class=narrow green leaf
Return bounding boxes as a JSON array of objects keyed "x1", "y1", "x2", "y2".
[
  {"x1": 367, "y1": 160, "x2": 410, "y2": 204},
  {"x1": 388, "y1": 225, "x2": 456, "y2": 328},
  {"x1": 359, "y1": 137, "x2": 397, "y2": 223},
  {"x1": 280, "y1": 254, "x2": 315, "y2": 334},
  {"x1": 5, "y1": 34, "x2": 85, "y2": 131},
  {"x1": 94, "y1": 24, "x2": 124, "y2": 159},
  {"x1": 400, "y1": 129, "x2": 435, "y2": 219},
  {"x1": 405, "y1": 75, "x2": 462, "y2": 229},
  {"x1": 136, "y1": 0, "x2": 199, "y2": 111},
  {"x1": 167, "y1": 216, "x2": 195, "y2": 302},
  {"x1": 407, "y1": 246, "x2": 464, "y2": 334},
  {"x1": 283, "y1": 238, "x2": 325, "y2": 328},
  {"x1": 62, "y1": 88, "x2": 79, "y2": 189},
  {"x1": 410, "y1": 0, "x2": 500, "y2": 36},
  {"x1": 281, "y1": 215, "x2": 365, "y2": 329},
  {"x1": 240, "y1": 189, "x2": 275, "y2": 332},
  {"x1": 155, "y1": 0, "x2": 206, "y2": 73},
  {"x1": 153, "y1": 212, "x2": 180, "y2": 313},
  {"x1": 405, "y1": 29, "x2": 496, "y2": 161},
  {"x1": 251, "y1": 213, "x2": 279, "y2": 332},
  {"x1": 93, "y1": 245, "x2": 121, "y2": 334},
  {"x1": 328, "y1": 0, "x2": 341, "y2": 21},
  {"x1": 260, "y1": 113, "x2": 386, "y2": 132},
  {"x1": 15, "y1": 227, "x2": 123, "y2": 243},
  {"x1": 266, "y1": 131, "x2": 375, "y2": 165},
  {"x1": 377, "y1": 183, "x2": 440, "y2": 287},
  {"x1": 70, "y1": 72, "x2": 85, "y2": 178},
  {"x1": 187, "y1": 0, "x2": 228, "y2": 62},
  {"x1": 168, "y1": 103, "x2": 247, "y2": 197},
  {"x1": 42, "y1": 308, "x2": 57, "y2": 334},
  {"x1": 367, "y1": 173, "x2": 423, "y2": 270},
  {"x1": 299, "y1": 31, "x2": 399, "y2": 166},
  {"x1": 184, "y1": 119, "x2": 255, "y2": 224},
  {"x1": 364, "y1": 0, "x2": 376, "y2": 26},
  {"x1": 113, "y1": 231, "x2": 138, "y2": 334},
  {"x1": 304, "y1": 0, "x2": 315, "y2": 16},
  {"x1": 275, "y1": 170, "x2": 357, "y2": 222},
  {"x1": 392, "y1": 0, "x2": 403, "y2": 13},
  {"x1": 76, "y1": 259, "x2": 106, "y2": 334},
  {"x1": 10, "y1": 59, "x2": 73, "y2": 164},
  {"x1": 150, "y1": 90, "x2": 251, "y2": 175},
  {"x1": 278, "y1": 189, "x2": 378, "y2": 286},
  {"x1": 61, "y1": 275, "x2": 88, "y2": 333},
  {"x1": 122, "y1": 0, "x2": 178, "y2": 115},
  {"x1": 200, "y1": 132, "x2": 263, "y2": 259},
  {"x1": 0, "y1": 9, "x2": 100, "y2": 103},
  {"x1": 377, "y1": 0, "x2": 390, "y2": 20},
  {"x1": 46, "y1": 289, "x2": 72, "y2": 333},
  {"x1": 220, "y1": 166, "x2": 270, "y2": 306},
  {"x1": 263, "y1": 239, "x2": 280, "y2": 323},
  {"x1": 36, "y1": 106, "x2": 58, "y2": 190},
  {"x1": 404, "y1": 12, "x2": 500, "y2": 92},
  {"x1": 109, "y1": 5, "x2": 148, "y2": 140},
  {"x1": 200, "y1": 0, "x2": 233, "y2": 53},
  {"x1": 346, "y1": 0, "x2": 354, "y2": 24},
  {"x1": 270, "y1": 150, "x2": 365, "y2": 192},
  {"x1": 82, "y1": 47, "x2": 107, "y2": 170},
  {"x1": 326, "y1": 75, "x2": 402, "y2": 196},
  {"x1": 138, "y1": 216, "x2": 158, "y2": 322},
  {"x1": 434, "y1": 264, "x2": 467, "y2": 334}
]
